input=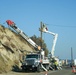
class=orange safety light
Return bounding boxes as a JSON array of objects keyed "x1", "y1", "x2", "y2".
[{"x1": 38, "y1": 46, "x2": 41, "y2": 50}]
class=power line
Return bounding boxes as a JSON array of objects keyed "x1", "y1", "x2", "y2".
[{"x1": 45, "y1": 24, "x2": 76, "y2": 28}]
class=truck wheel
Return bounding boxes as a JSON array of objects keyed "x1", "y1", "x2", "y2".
[
  {"x1": 22, "y1": 67, "x2": 25, "y2": 72},
  {"x1": 22, "y1": 66, "x2": 28, "y2": 72},
  {"x1": 32, "y1": 67, "x2": 36, "y2": 72},
  {"x1": 37, "y1": 64, "x2": 42, "y2": 72}
]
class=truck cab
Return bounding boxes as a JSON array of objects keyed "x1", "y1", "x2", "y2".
[{"x1": 21, "y1": 53, "x2": 43, "y2": 71}]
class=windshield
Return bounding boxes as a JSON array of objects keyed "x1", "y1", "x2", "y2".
[{"x1": 26, "y1": 54, "x2": 39, "y2": 59}]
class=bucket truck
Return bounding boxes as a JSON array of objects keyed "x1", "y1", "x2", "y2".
[
  {"x1": 39, "y1": 24, "x2": 60, "y2": 70},
  {"x1": 40, "y1": 24, "x2": 58, "y2": 58},
  {"x1": 6, "y1": 20, "x2": 50, "y2": 72}
]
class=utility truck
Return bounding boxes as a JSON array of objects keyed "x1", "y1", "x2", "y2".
[
  {"x1": 72, "y1": 59, "x2": 76, "y2": 73},
  {"x1": 22, "y1": 51, "x2": 49, "y2": 71},
  {"x1": 39, "y1": 24, "x2": 60, "y2": 70},
  {"x1": 6, "y1": 20, "x2": 50, "y2": 72},
  {"x1": 74, "y1": 59, "x2": 76, "y2": 66}
]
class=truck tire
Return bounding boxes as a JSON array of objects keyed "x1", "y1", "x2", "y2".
[
  {"x1": 22, "y1": 67, "x2": 25, "y2": 72},
  {"x1": 22, "y1": 66, "x2": 28, "y2": 72}
]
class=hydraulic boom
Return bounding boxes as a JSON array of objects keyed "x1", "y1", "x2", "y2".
[
  {"x1": 6, "y1": 20, "x2": 41, "y2": 50},
  {"x1": 40, "y1": 24, "x2": 58, "y2": 57}
]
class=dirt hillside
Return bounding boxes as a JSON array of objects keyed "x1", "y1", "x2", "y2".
[{"x1": 0, "y1": 25, "x2": 35, "y2": 73}]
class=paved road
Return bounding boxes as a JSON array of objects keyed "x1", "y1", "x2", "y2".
[
  {"x1": 48, "y1": 68, "x2": 75, "y2": 75},
  {"x1": 0, "y1": 67, "x2": 75, "y2": 75}
]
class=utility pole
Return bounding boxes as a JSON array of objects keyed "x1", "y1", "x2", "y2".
[
  {"x1": 71, "y1": 47, "x2": 73, "y2": 66},
  {"x1": 40, "y1": 22, "x2": 43, "y2": 48}
]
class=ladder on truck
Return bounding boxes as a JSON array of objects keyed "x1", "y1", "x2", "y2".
[{"x1": 6, "y1": 20, "x2": 41, "y2": 50}]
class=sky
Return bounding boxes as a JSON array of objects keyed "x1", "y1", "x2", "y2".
[{"x1": 0, "y1": 0, "x2": 76, "y2": 59}]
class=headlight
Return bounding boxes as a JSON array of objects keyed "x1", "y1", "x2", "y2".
[{"x1": 34, "y1": 60, "x2": 39, "y2": 66}]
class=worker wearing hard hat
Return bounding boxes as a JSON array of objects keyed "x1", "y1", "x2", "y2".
[{"x1": 54, "y1": 60, "x2": 58, "y2": 70}]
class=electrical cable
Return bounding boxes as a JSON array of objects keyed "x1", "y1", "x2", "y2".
[{"x1": 45, "y1": 23, "x2": 76, "y2": 28}]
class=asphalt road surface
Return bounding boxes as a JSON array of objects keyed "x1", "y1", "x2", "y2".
[
  {"x1": 48, "y1": 68, "x2": 75, "y2": 75},
  {"x1": 0, "y1": 67, "x2": 75, "y2": 75}
]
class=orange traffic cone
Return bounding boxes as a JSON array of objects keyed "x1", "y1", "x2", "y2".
[
  {"x1": 44, "y1": 71, "x2": 48, "y2": 75},
  {"x1": 72, "y1": 66, "x2": 76, "y2": 73}
]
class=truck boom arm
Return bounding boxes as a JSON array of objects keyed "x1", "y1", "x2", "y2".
[
  {"x1": 41, "y1": 24, "x2": 58, "y2": 57},
  {"x1": 6, "y1": 20, "x2": 41, "y2": 50},
  {"x1": 45, "y1": 31, "x2": 58, "y2": 57}
]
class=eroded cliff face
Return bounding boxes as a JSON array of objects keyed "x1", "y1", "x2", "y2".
[{"x1": 0, "y1": 25, "x2": 34, "y2": 73}]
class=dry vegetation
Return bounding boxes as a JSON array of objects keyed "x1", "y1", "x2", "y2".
[{"x1": 0, "y1": 25, "x2": 35, "y2": 73}]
